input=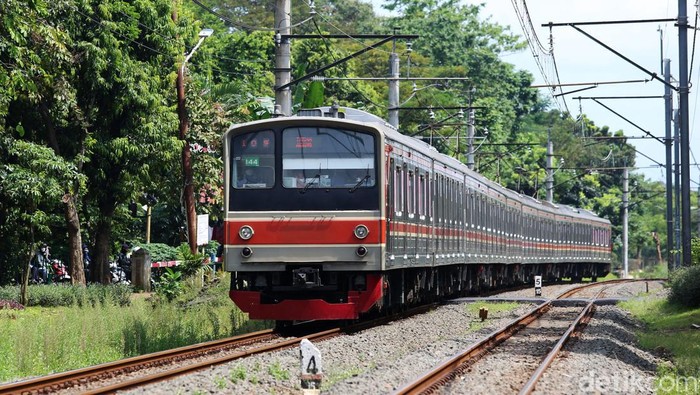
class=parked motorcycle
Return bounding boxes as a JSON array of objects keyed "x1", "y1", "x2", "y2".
[
  {"x1": 109, "y1": 261, "x2": 130, "y2": 284},
  {"x1": 50, "y1": 259, "x2": 71, "y2": 283}
]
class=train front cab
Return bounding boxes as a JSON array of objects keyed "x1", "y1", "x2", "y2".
[{"x1": 223, "y1": 117, "x2": 386, "y2": 321}]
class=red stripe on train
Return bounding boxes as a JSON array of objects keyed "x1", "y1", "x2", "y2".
[{"x1": 225, "y1": 219, "x2": 384, "y2": 245}]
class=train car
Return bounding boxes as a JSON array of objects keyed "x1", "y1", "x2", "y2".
[{"x1": 222, "y1": 106, "x2": 612, "y2": 322}]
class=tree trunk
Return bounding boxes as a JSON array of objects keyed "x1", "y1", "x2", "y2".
[
  {"x1": 20, "y1": 229, "x2": 36, "y2": 306},
  {"x1": 94, "y1": 195, "x2": 116, "y2": 284},
  {"x1": 63, "y1": 193, "x2": 85, "y2": 285},
  {"x1": 652, "y1": 232, "x2": 663, "y2": 263},
  {"x1": 40, "y1": 103, "x2": 86, "y2": 285}
]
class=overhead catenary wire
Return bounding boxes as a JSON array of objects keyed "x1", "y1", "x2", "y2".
[
  {"x1": 189, "y1": 0, "x2": 313, "y2": 32},
  {"x1": 510, "y1": 0, "x2": 567, "y2": 114}
]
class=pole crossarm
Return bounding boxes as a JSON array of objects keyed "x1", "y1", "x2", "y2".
[
  {"x1": 573, "y1": 95, "x2": 664, "y2": 100},
  {"x1": 312, "y1": 76, "x2": 471, "y2": 82},
  {"x1": 390, "y1": 106, "x2": 485, "y2": 111},
  {"x1": 580, "y1": 135, "x2": 662, "y2": 140},
  {"x1": 282, "y1": 34, "x2": 419, "y2": 39},
  {"x1": 531, "y1": 79, "x2": 648, "y2": 88},
  {"x1": 591, "y1": 98, "x2": 665, "y2": 144},
  {"x1": 543, "y1": 18, "x2": 676, "y2": 27},
  {"x1": 277, "y1": 36, "x2": 402, "y2": 91}
]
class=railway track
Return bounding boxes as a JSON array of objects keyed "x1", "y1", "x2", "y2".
[
  {"x1": 0, "y1": 327, "x2": 337, "y2": 395},
  {"x1": 0, "y1": 304, "x2": 437, "y2": 394},
  {"x1": 394, "y1": 279, "x2": 649, "y2": 395}
]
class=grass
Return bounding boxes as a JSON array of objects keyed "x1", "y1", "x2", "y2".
[
  {"x1": 0, "y1": 272, "x2": 272, "y2": 383},
  {"x1": 465, "y1": 301, "x2": 521, "y2": 316},
  {"x1": 465, "y1": 301, "x2": 521, "y2": 331},
  {"x1": 620, "y1": 296, "x2": 700, "y2": 394},
  {"x1": 630, "y1": 263, "x2": 670, "y2": 279}
]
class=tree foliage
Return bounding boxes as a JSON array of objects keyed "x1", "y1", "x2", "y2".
[{"x1": 0, "y1": 0, "x2": 675, "y2": 286}]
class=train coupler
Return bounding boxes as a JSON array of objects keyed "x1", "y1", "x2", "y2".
[{"x1": 293, "y1": 267, "x2": 322, "y2": 288}]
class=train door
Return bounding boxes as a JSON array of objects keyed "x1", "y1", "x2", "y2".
[
  {"x1": 406, "y1": 167, "x2": 417, "y2": 257},
  {"x1": 390, "y1": 159, "x2": 406, "y2": 258},
  {"x1": 436, "y1": 174, "x2": 444, "y2": 257},
  {"x1": 417, "y1": 170, "x2": 429, "y2": 257}
]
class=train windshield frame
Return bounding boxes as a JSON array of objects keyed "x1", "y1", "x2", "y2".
[{"x1": 228, "y1": 124, "x2": 380, "y2": 211}]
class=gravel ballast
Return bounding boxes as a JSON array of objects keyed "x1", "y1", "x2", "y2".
[{"x1": 125, "y1": 281, "x2": 667, "y2": 394}]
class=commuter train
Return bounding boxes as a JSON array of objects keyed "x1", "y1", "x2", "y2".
[{"x1": 223, "y1": 106, "x2": 612, "y2": 322}]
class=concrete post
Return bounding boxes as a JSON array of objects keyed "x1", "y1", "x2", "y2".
[
  {"x1": 131, "y1": 248, "x2": 151, "y2": 292},
  {"x1": 388, "y1": 53, "x2": 400, "y2": 128},
  {"x1": 274, "y1": 0, "x2": 292, "y2": 116}
]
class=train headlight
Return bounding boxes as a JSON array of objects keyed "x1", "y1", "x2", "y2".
[
  {"x1": 356, "y1": 246, "x2": 368, "y2": 257},
  {"x1": 238, "y1": 225, "x2": 254, "y2": 240},
  {"x1": 241, "y1": 247, "x2": 253, "y2": 258},
  {"x1": 354, "y1": 224, "x2": 369, "y2": 239}
]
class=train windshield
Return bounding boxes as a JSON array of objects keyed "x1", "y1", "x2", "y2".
[{"x1": 281, "y1": 127, "x2": 376, "y2": 190}]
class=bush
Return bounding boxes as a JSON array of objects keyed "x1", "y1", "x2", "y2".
[
  {"x1": 133, "y1": 242, "x2": 179, "y2": 262},
  {"x1": 0, "y1": 284, "x2": 132, "y2": 308},
  {"x1": 668, "y1": 265, "x2": 700, "y2": 307}
]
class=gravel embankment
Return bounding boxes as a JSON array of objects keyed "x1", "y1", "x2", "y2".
[
  {"x1": 126, "y1": 302, "x2": 536, "y2": 394},
  {"x1": 123, "y1": 281, "x2": 667, "y2": 394},
  {"x1": 532, "y1": 305, "x2": 661, "y2": 395}
]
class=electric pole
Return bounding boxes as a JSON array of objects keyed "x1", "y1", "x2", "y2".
[
  {"x1": 622, "y1": 167, "x2": 629, "y2": 278},
  {"x1": 388, "y1": 52, "x2": 400, "y2": 128},
  {"x1": 664, "y1": 58, "x2": 673, "y2": 268},
  {"x1": 545, "y1": 128, "x2": 554, "y2": 203},
  {"x1": 678, "y1": 0, "x2": 692, "y2": 266},
  {"x1": 274, "y1": 0, "x2": 292, "y2": 116}
]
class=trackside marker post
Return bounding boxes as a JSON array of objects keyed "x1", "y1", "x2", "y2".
[
  {"x1": 535, "y1": 275, "x2": 542, "y2": 296},
  {"x1": 300, "y1": 339, "x2": 323, "y2": 393}
]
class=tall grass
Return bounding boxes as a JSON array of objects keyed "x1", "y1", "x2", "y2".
[
  {"x1": 620, "y1": 297, "x2": 700, "y2": 394},
  {"x1": 0, "y1": 273, "x2": 271, "y2": 383}
]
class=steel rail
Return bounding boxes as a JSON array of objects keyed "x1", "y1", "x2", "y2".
[
  {"x1": 518, "y1": 287, "x2": 607, "y2": 395},
  {"x1": 80, "y1": 328, "x2": 342, "y2": 394},
  {"x1": 0, "y1": 329, "x2": 277, "y2": 394},
  {"x1": 393, "y1": 279, "x2": 647, "y2": 395},
  {"x1": 393, "y1": 300, "x2": 553, "y2": 394}
]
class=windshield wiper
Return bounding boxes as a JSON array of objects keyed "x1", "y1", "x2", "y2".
[
  {"x1": 301, "y1": 173, "x2": 321, "y2": 193},
  {"x1": 349, "y1": 174, "x2": 371, "y2": 193}
]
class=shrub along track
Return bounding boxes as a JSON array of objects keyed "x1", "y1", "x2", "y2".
[{"x1": 394, "y1": 279, "x2": 651, "y2": 395}]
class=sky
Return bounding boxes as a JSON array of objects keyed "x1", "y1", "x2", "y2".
[{"x1": 372, "y1": 0, "x2": 699, "y2": 185}]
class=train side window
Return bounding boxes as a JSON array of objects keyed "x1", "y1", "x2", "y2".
[
  {"x1": 418, "y1": 173, "x2": 426, "y2": 219},
  {"x1": 407, "y1": 170, "x2": 415, "y2": 217},
  {"x1": 395, "y1": 165, "x2": 403, "y2": 217}
]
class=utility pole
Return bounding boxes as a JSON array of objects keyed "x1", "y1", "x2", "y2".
[
  {"x1": 545, "y1": 128, "x2": 554, "y2": 203},
  {"x1": 678, "y1": 0, "x2": 692, "y2": 266},
  {"x1": 388, "y1": 51, "x2": 400, "y2": 128},
  {"x1": 674, "y1": 109, "x2": 681, "y2": 269},
  {"x1": 664, "y1": 58, "x2": 674, "y2": 269},
  {"x1": 274, "y1": 0, "x2": 292, "y2": 116},
  {"x1": 466, "y1": 108, "x2": 475, "y2": 170},
  {"x1": 466, "y1": 88, "x2": 476, "y2": 170},
  {"x1": 622, "y1": 167, "x2": 629, "y2": 278}
]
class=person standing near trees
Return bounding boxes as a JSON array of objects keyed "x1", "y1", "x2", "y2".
[{"x1": 31, "y1": 243, "x2": 50, "y2": 284}]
